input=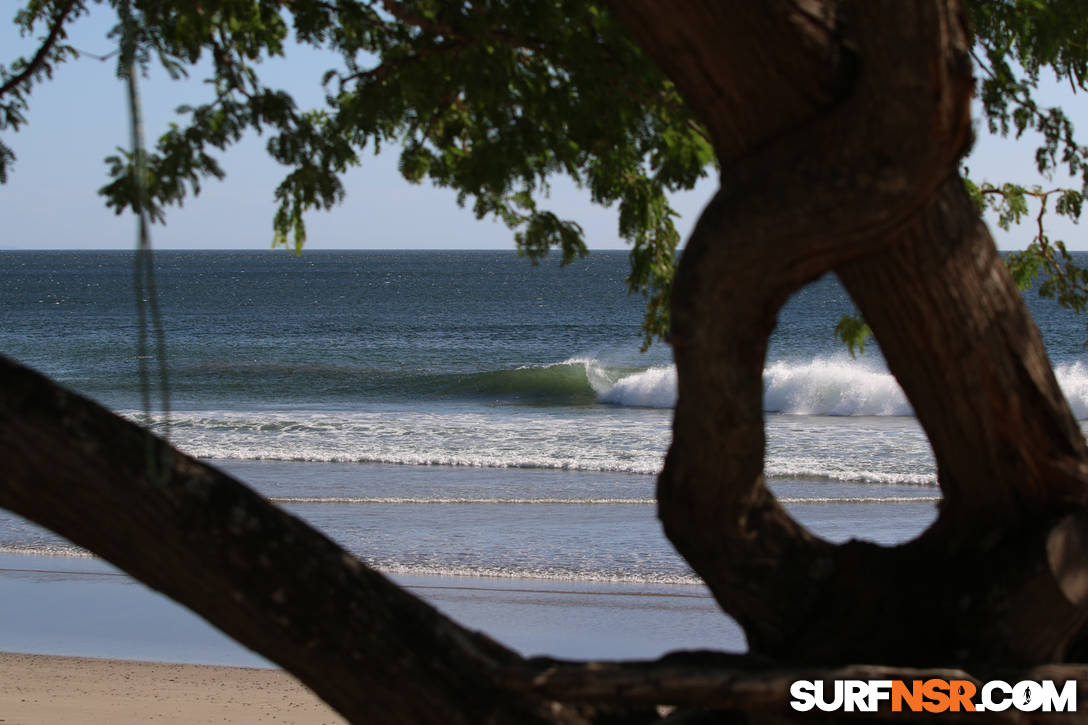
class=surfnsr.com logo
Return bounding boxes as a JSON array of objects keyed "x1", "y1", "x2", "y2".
[{"x1": 789, "y1": 679, "x2": 1078, "y2": 713}]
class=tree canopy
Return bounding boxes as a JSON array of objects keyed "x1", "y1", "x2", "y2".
[{"x1": 3, "y1": 0, "x2": 716, "y2": 345}]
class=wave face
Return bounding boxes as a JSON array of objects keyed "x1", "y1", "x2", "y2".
[
  {"x1": 442, "y1": 356, "x2": 908, "y2": 415},
  {"x1": 548, "y1": 357, "x2": 908, "y2": 415},
  {"x1": 439, "y1": 362, "x2": 605, "y2": 405}
]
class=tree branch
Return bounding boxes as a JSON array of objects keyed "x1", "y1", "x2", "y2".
[
  {"x1": 339, "y1": 38, "x2": 476, "y2": 89},
  {"x1": 0, "y1": 354, "x2": 581, "y2": 724},
  {"x1": 0, "y1": 0, "x2": 82, "y2": 99},
  {"x1": 500, "y1": 656, "x2": 1088, "y2": 722},
  {"x1": 376, "y1": 0, "x2": 458, "y2": 37}
]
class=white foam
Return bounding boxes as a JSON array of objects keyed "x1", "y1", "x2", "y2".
[
  {"x1": 272, "y1": 496, "x2": 656, "y2": 505},
  {"x1": 600, "y1": 366, "x2": 677, "y2": 408},
  {"x1": 763, "y1": 358, "x2": 912, "y2": 416},
  {"x1": 372, "y1": 562, "x2": 704, "y2": 586},
  {"x1": 765, "y1": 462, "x2": 936, "y2": 485},
  {"x1": 271, "y1": 495, "x2": 937, "y2": 505},
  {"x1": 130, "y1": 409, "x2": 672, "y2": 476},
  {"x1": 589, "y1": 356, "x2": 912, "y2": 415},
  {"x1": 590, "y1": 356, "x2": 1088, "y2": 421},
  {"x1": 0, "y1": 543, "x2": 93, "y2": 558},
  {"x1": 778, "y1": 496, "x2": 940, "y2": 504},
  {"x1": 559, "y1": 356, "x2": 628, "y2": 397},
  {"x1": 1056, "y1": 361, "x2": 1088, "y2": 420}
]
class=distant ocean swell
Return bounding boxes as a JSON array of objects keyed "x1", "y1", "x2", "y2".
[
  {"x1": 120, "y1": 357, "x2": 1088, "y2": 485},
  {"x1": 204, "y1": 356, "x2": 1088, "y2": 418}
]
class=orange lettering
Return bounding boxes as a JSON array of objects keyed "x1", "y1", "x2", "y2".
[
  {"x1": 892, "y1": 680, "x2": 923, "y2": 712},
  {"x1": 922, "y1": 679, "x2": 951, "y2": 713},
  {"x1": 949, "y1": 680, "x2": 976, "y2": 712}
]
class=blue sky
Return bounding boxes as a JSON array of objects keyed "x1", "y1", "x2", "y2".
[{"x1": 2, "y1": 7, "x2": 1087, "y2": 251}]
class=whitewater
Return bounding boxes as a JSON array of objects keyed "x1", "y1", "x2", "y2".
[
  {"x1": 596, "y1": 355, "x2": 1088, "y2": 418},
  {"x1": 134, "y1": 354, "x2": 1088, "y2": 487}
]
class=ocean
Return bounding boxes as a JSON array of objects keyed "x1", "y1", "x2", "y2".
[{"x1": 1, "y1": 249, "x2": 1086, "y2": 663}]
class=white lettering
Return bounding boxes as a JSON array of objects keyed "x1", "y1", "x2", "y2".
[
  {"x1": 789, "y1": 681, "x2": 816, "y2": 712},
  {"x1": 983, "y1": 680, "x2": 1013, "y2": 712},
  {"x1": 1013, "y1": 681, "x2": 1043, "y2": 712},
  {"x1": 867, "y1": 680, "x2": 893, "y2": 711},
  {"x1": 844, "y1": 680, "x2": 868, "y2": 711},
  {"x1": 1040, "y1": 680, "x2": 1077, "y2": 713},
  {"x1": 815, "y1": 680, "x2": 844, "y2": 712}
]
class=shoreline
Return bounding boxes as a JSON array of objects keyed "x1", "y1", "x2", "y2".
[
  {"x1": 0, "y1": 652, "x2": 347, "y2": 724},
  {"x1": 0, "y1": 552, "x2": 746, "y2": 667}
]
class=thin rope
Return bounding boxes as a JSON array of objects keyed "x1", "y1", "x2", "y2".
[{"x1": 120, "y1": 0, "x2": 170, "y2": 482}]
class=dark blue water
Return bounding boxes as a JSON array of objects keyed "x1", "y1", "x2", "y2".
[{"x1": 1, "y1": 250, "x2": 664, "y2": 408}]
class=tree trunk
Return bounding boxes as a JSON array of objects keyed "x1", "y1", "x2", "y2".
[{"x1": 610, "y1": 0, "x2": 1088, "y2": 666}]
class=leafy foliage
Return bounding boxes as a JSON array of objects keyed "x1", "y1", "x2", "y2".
[
  {"x1": 834, "y1": 313, "x2": 870, "y2": 359},
  {"x1": 0, "y1": 0, "x2": 85, "y2": 183},
  {"x1": 843, "y1": 1, "x2": 1088, "y2": 354},
  {"x1": 2, "y1": 0, "x2": 713, "y2": 345},
  {"x1": 964, "y1": 0, "x2": 1088, "y2": 332},
  {"x1": 968, "y1": 0, "x2": 1088, "y2": 188},
  {"x1": 972, "y1": 182, "x2": 1088, "y2": 315}
]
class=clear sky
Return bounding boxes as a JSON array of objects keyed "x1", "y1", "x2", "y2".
[{"x1": 2, "y1": 7, "x2": 1087, "y2": 252}]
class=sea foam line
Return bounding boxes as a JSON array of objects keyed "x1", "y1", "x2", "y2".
[
  {"x1": 271, "y1": 496, "x2": 655, "y2": 505},
  {"x1": 371, "y1": 562, "x2": 704, "y2": 586},
  {"x1": 271, "y1": 496, "x2": 940, "y2": 505},
  {"x1": 0, "y1": 545, "x2": 704, "y2": 586}
]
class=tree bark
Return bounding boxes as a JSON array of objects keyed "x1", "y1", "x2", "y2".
[
  {"x1": 609, "y1": 0, "x2": 1088, "y2": 666},
  {"x1": 500, "y1": 655, "x2": 1088, "y2": 722}
]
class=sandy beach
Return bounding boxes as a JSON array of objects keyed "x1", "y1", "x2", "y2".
[{"x1": 0, "y1": 652, "x2": 346, "y2": 724}]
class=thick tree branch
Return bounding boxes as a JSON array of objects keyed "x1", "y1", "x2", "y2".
[
  {"x1": 0, "y1": 0, "x2": 81, "y2": 99},
  {"x1": 603, "y1": 0, "x2": 1088, "y2": 667},
  {"x1": 500, "y1": 656, "x2": 1088, "y2": 722},
  {"x1": 0, "y1": 355, "x2": 589, "y2": 724}
]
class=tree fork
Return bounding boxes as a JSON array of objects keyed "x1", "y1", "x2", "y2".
[
  {"x1": 837, "y1": 176, "x2": 1088, "y2": 524},
  {"x1": 612, "y1": 0, "x2": 1088, "y2": 664},
  {"x1": 835, "y1": 176, "x2": 1088, "y2": 663}
]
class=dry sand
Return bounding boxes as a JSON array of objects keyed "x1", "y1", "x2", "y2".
[{"x1": 0, "y1": 653, "x2": 347, "y2": 724}]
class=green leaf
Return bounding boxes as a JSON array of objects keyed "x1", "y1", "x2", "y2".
[{"x1": 834, "y1": 314, "x2": 871, "y2": 358}]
